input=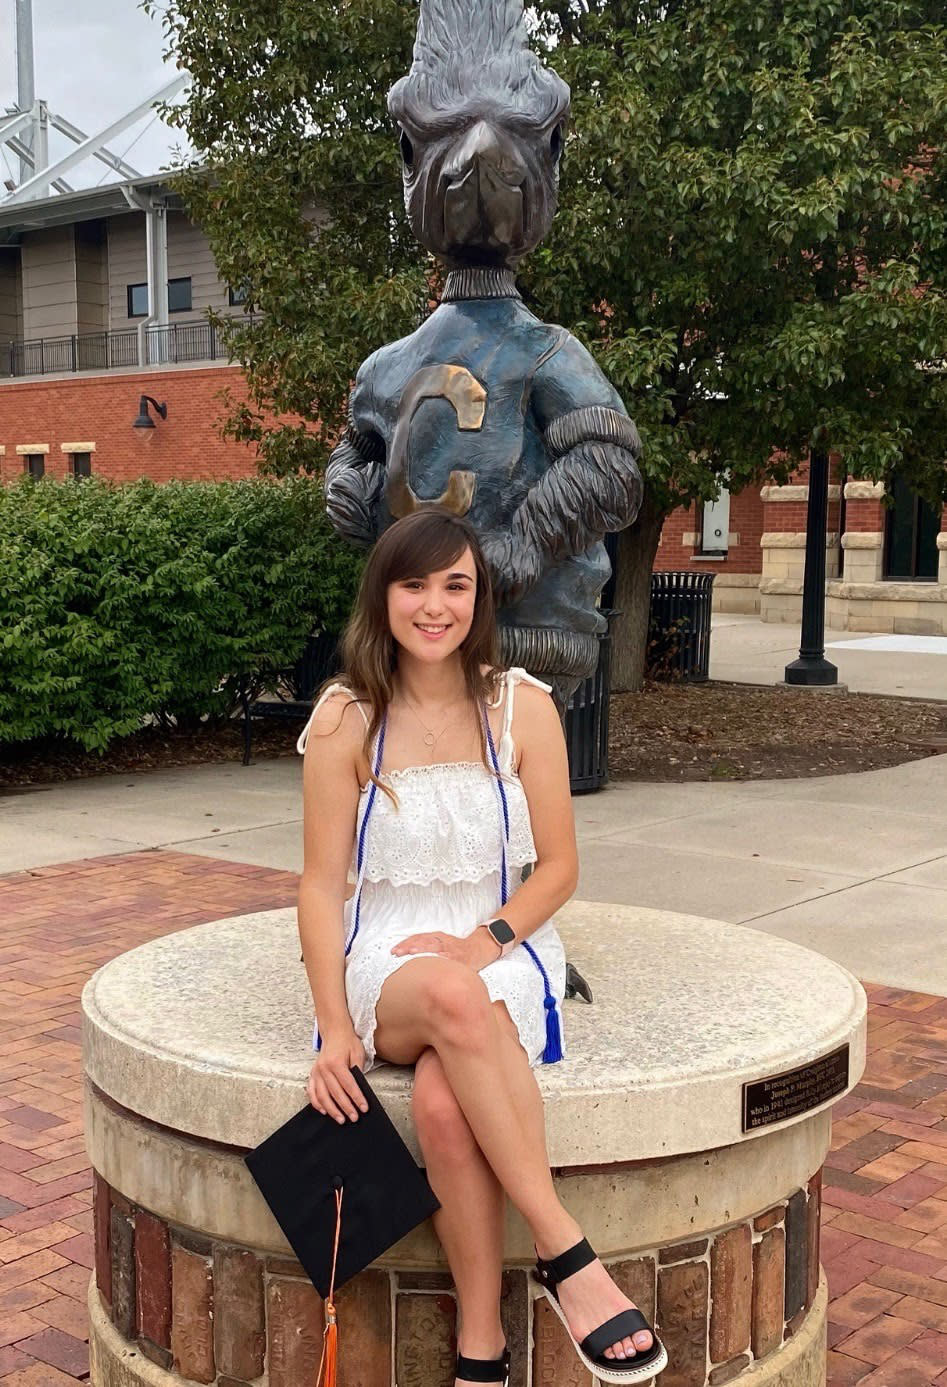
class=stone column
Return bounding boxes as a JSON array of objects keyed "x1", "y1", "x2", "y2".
[
  {"x1": 759, "y1": 481, "x2": 840, "y2": 624},
  {"x1": 83, "y1": 904, "x2": 866, "y2": 1387}
]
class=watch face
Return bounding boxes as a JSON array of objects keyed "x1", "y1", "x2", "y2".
[{"x1": 490, "y1": 918, "x2": 516, "y2": 946}]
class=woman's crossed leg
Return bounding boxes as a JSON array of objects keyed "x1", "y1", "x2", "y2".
[{"x1": 374, "y1": 956, "x2": 653, "y2": 1375}]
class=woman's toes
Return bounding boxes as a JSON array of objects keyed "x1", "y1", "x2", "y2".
[
  {"x1": 621, "y1": 1336, "x2": 636, "y2": 1356},
  {"x1": 633, "y1": 1330, "x2": 652, "y2": 1351}
]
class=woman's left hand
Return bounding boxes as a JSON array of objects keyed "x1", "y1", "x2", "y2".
[{"x1": 391, "y1": 929, "x2": 495, "y2": 971}]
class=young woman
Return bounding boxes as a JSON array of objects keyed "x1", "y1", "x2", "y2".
[{"x1": 297, "y1": 508, "x2": 666, "y2": 1386}]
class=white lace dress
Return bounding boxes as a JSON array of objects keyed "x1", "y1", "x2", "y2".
[{"x1": 297, "y1": 667, "x2": 568, "y2": 1072}]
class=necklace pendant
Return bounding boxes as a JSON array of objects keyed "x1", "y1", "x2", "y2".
[{"x1": 423, "y1": 732, "x2": 437, "y2": 747}]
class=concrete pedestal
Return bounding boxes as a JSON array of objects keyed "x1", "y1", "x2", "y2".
[{"x1": 81, "y1": 903, "x2": 865, "y2": 1387}]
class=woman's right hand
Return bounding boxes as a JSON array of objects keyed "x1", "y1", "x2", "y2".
[{"x1": 307, "y1": 1029, "x2": 368, "y2": 1123}]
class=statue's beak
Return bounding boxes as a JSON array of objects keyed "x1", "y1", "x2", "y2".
[{"x1": 441, "y1": 120, "x2": 526, "y2": 257}]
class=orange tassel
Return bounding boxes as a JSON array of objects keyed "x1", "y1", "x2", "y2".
[{"x1": 316, "y1": 1184, "x2": 344, "y2": 1387}]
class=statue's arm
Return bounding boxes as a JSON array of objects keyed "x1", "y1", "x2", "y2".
[
  {"x1": 484, "y1": 336, "x2": 643, "y2": 605},
  {"x1": 324, "y1": 355, "x2": 386, "y2": 547}
]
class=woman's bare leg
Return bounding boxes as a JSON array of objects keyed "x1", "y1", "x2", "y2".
[
  {"x1": 413, "y1": 1044, "x2": 506, "y2": 1383},
  {"x1": 375, "y1": 960, "x2": 652, "y2": 1362}
]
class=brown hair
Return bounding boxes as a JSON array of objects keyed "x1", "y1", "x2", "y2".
[{"x1": 318, "y1": 508, "x2": 503, "y2": 801}]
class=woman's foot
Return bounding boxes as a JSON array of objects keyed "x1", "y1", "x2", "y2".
[
  {"x1": 455, "y1": 1329, "x2": 508, "y2": 1386},
  {"x1": 535, "y1": 1222, "x2": 654, "y2": 1362}
]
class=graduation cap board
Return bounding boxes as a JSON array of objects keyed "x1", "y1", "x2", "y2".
[{"x1": 244, "y1": 1065, "x2": 440, "y2": 1300}]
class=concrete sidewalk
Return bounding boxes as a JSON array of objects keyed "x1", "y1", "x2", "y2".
[
  {"x1": 3, "y1": 749, "x2": 946, "y2": 995},
  {"x1": 711, "y1": 613, "x2": 947, "y2": 699}
]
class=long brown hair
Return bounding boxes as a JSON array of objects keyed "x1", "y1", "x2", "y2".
[{"x1": 318, "y1": 508, "x2": 503, "y2": 801}]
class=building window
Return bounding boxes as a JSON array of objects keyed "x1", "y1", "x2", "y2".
[
  {"x1": 127, "y1": 282, "x2": 149, "y2": 318},
  {"x1": 69, "y1": 452, "x2": 92, "y2": 479},
  {"x1": 700, "y1": 487, "x2": 730, "y2": 555},
  {"x1": 23, "y1": 454, "x2": 45, "y2": 480},
  {"x1": 168, "y1": 277, "x2": 192, "y2": 313},
  {"x1": 884, "y1": 476, "x2": 939, "y2": 580},
  {"x1": 228, "y1": 283, "x2": 249, "y2": 307},
  {"x1": 127, "y1": 278, "x2": 193, "y2": 317}
]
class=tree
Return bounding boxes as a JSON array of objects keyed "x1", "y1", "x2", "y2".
[{"x1": 152, "y1": 0, "x2": 947, "y2": 689}]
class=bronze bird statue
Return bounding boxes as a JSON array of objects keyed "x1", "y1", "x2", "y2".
[{"x1": 325, "y1": 0, "x2": 644, "y2": 701}]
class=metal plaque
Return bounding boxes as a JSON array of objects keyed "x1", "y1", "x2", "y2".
[{"x1": 742, "y1": 1044, "x2": 850, "y2": 1133}]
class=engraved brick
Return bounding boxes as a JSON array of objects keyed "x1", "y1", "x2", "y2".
[
  {"x1": 709, "y1": 1225, "x2": 751, "y2": 1363},
  {"x1": 396, "y1": 1291, "x2": 457, "y2": 1387},
  {"x1": 784, "y1": 1189, "x2": 807, "y2": 1321},
  {"x1": 709, "y1": 1354, "x2": 751, "y2": 1384},
  {"x1": 109, "y1": 1205, "x2": 135, "y2": 1340},
  {"x1": 135, "y1": 1210, "x2": 171, "y2": 1349},
  {"x1": 751, "y1": 1227, "x2": 785, "y2": 1359},
  {"x1": 336, "y1": 1268, "x2": 391, "y2": 1387},
  {"x1": 266, "y1": 1276, "x2": 325, "y2": 1387},
  {"x1": 658, "y1": 1239, "x2": 708, "y2": 1265},
  {"x1": 171, "y1": 1241, "x2": 215, "y2": 1383},
  {"x1": 806, "y1": 1171, "x2": 822, "y2": 1309},
  {"x1": 93, "y1": 1172, "x2": 111, "y2": 1307},
  {"x1": 500, "y1": 1269, "x2": 529, "y2": 1387},
  {"x1": 611, "y1": 1255, "x2": 656, "y2": 1327},
  {"x1": 655, "y1": 1259, "x2": 709, "y2": 1387},
  {"x1": 139, "y1": 1338, "x2": 173, "y2": 1371},
  {"x1": 532, "y1": 1294, "x2": 593, "y2": 1386},
  {"x1": 213, "y1": 1247, "x2": 264, "y2": 1381},
  {"x1": 753, "y1": 1206, "x2": 784, "y2": 1233}
]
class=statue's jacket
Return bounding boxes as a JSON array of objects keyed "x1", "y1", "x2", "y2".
[{"x1": 346, "y1": 290, "x2": 634, "y2": 637}]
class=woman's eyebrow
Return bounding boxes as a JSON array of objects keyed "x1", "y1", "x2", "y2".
[{"x1": 446, "y1": 571, "x2": 474, "y2": 580}]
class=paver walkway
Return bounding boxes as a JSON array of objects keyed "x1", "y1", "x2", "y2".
[{"x1": 1, "y1": 850, "x2": 946, "y2": 1385}]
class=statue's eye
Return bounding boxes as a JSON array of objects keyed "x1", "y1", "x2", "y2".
[
  {"x1": 399, "y1": 129, "x2": 415, "y2": 168},
  {"x1": 550, "y1": 124, "x2": 564, "y2": 162}
]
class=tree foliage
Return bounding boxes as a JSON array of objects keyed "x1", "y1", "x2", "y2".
[{"x1": 150, "y1": 0, "x2": 947, "y2": 680}]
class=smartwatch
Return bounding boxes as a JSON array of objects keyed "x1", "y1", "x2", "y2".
[{"x1": 485, "y1": 918, "x2": 517, "y2": 958}]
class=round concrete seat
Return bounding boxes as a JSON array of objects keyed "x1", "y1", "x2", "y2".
[{"x1": 83, "y1": 902, "x2": 865, "y2": 1387}]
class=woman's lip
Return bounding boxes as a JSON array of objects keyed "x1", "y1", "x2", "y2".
[{"x1": 415, "y1": 624, "x2": 451, "y2": 639}]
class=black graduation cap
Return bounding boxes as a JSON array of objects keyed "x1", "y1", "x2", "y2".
[{"x1": 244, "y1": 1065, "x2": 440, "y2": 1300}]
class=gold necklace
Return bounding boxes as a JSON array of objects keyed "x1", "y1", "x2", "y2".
[{"x1": 398, "y1": 692, "x2": 470, "y2": 749}]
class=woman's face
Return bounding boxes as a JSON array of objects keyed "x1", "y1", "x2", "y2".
[{"x1": 387, "y1": 546, "x2": 478, "y2": 664}]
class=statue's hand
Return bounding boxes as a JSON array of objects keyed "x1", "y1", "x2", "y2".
[{"x1": 481, "y1": 530, "x2": 544, "y2": 608}]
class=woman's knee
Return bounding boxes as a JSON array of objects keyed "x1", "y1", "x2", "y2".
[
  {"x1": 427, "y1": 965, "x2": 494, "y2": 1047},
  {"x1": 412, "y1": 1048, "x2": 478, "y2": 1162}
]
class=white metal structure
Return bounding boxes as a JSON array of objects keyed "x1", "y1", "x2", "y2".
[{"x1": 1, "y1": 0, "x2": 187, "y2": 206}]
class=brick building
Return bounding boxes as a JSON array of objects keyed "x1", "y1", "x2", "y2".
[{"x1": 3, "y1": 178, "x2": 945, "y2": 632}]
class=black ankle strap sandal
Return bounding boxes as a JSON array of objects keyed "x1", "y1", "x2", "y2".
[
  {"x1": 534, "y1": 1238, "x2": 668, "y2": 1383},
  {"x1": 455, "y1": 1344, "x2": 511, "y2": 1385}
]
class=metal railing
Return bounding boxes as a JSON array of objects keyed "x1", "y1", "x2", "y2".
[{"x1": 0, "y1": 316, "x2": 259, "y2": 379}]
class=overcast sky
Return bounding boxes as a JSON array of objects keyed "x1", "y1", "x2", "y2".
[{"x1": 0, "y1": 0, "x2": 188, "y2": 192}]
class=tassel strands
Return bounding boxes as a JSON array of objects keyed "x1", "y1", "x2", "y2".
[{"x1": 316, "y1": 1182, "x2": 344, "y2": 1387}]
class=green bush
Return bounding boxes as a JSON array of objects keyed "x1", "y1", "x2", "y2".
[{"x1": 0, "y1": 476, "x2": 363, "y2": 751}]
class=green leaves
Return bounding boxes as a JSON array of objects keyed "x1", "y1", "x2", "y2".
[
  {"x1": 0, "y1": 477, "x2": 364, "y2": 753},
  {"x1": 155, "y1": 0, "x2": 947, "y2": 510}
]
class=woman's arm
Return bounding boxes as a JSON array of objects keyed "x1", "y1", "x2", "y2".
[{"x1": 298, "y1": 692, "x2": 367, "y2": 1039}]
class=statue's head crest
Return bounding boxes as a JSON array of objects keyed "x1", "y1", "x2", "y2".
[{"x1": 388, "y1": 0, "x2": 571, "y2": 269}]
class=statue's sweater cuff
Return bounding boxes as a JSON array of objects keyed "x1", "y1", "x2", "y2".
[{"x1": 544, "y1": 406, "x2": 640, "y2": 460}]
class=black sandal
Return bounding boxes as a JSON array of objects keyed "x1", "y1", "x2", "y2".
[
  {"x1": 455, "y1": 1344, "x2": 511, "y2": 1385},
  {"x1": 533, "y1": 1238, "x2": 668, "y2": 1383}
]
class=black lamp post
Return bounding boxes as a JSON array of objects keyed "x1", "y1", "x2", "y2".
[
  {"x1": 133, "y1": 395, "x2": 168, "y2": 429},
  {"x1": 784, "y1": 444, "x2": 839, "y2": 686}
]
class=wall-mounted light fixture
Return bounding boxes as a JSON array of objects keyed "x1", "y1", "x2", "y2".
[{"x1": 133, "y1": 395, "x2": 168, "y2": 430}]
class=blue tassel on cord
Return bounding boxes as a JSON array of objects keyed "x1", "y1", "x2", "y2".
[{"x1": 542, "y1": 995, "x2": 563, "y2": 1064}]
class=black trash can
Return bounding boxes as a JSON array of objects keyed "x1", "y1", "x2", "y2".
[
  {"x1": 648, "y1": 571, "x2": 715, "y2": 681},
  {"x1": 565, "y1": 609, "x2": 617, "y2": 795}
]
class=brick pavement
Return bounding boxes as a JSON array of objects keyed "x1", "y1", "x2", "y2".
[{"x1": 0, "y1": 851, "x2": 946, "y2": 1384}]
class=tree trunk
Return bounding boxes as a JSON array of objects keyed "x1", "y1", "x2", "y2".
[{"x1": 609, "y1": 490, "x2": 666, "y2": 693}]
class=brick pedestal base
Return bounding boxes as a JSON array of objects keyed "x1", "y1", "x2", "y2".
[{"x1": 89, "y1": 1168, "x2": 827, "y2": 1387}]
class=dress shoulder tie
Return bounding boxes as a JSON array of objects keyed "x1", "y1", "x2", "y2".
[{"x1": 296, "y1": 682, "x2": 370, "y2": 755}]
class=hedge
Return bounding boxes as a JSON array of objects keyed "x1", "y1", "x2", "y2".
[{"x1": 0, "y1": 475, "x2": 363, "y2": 752}]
